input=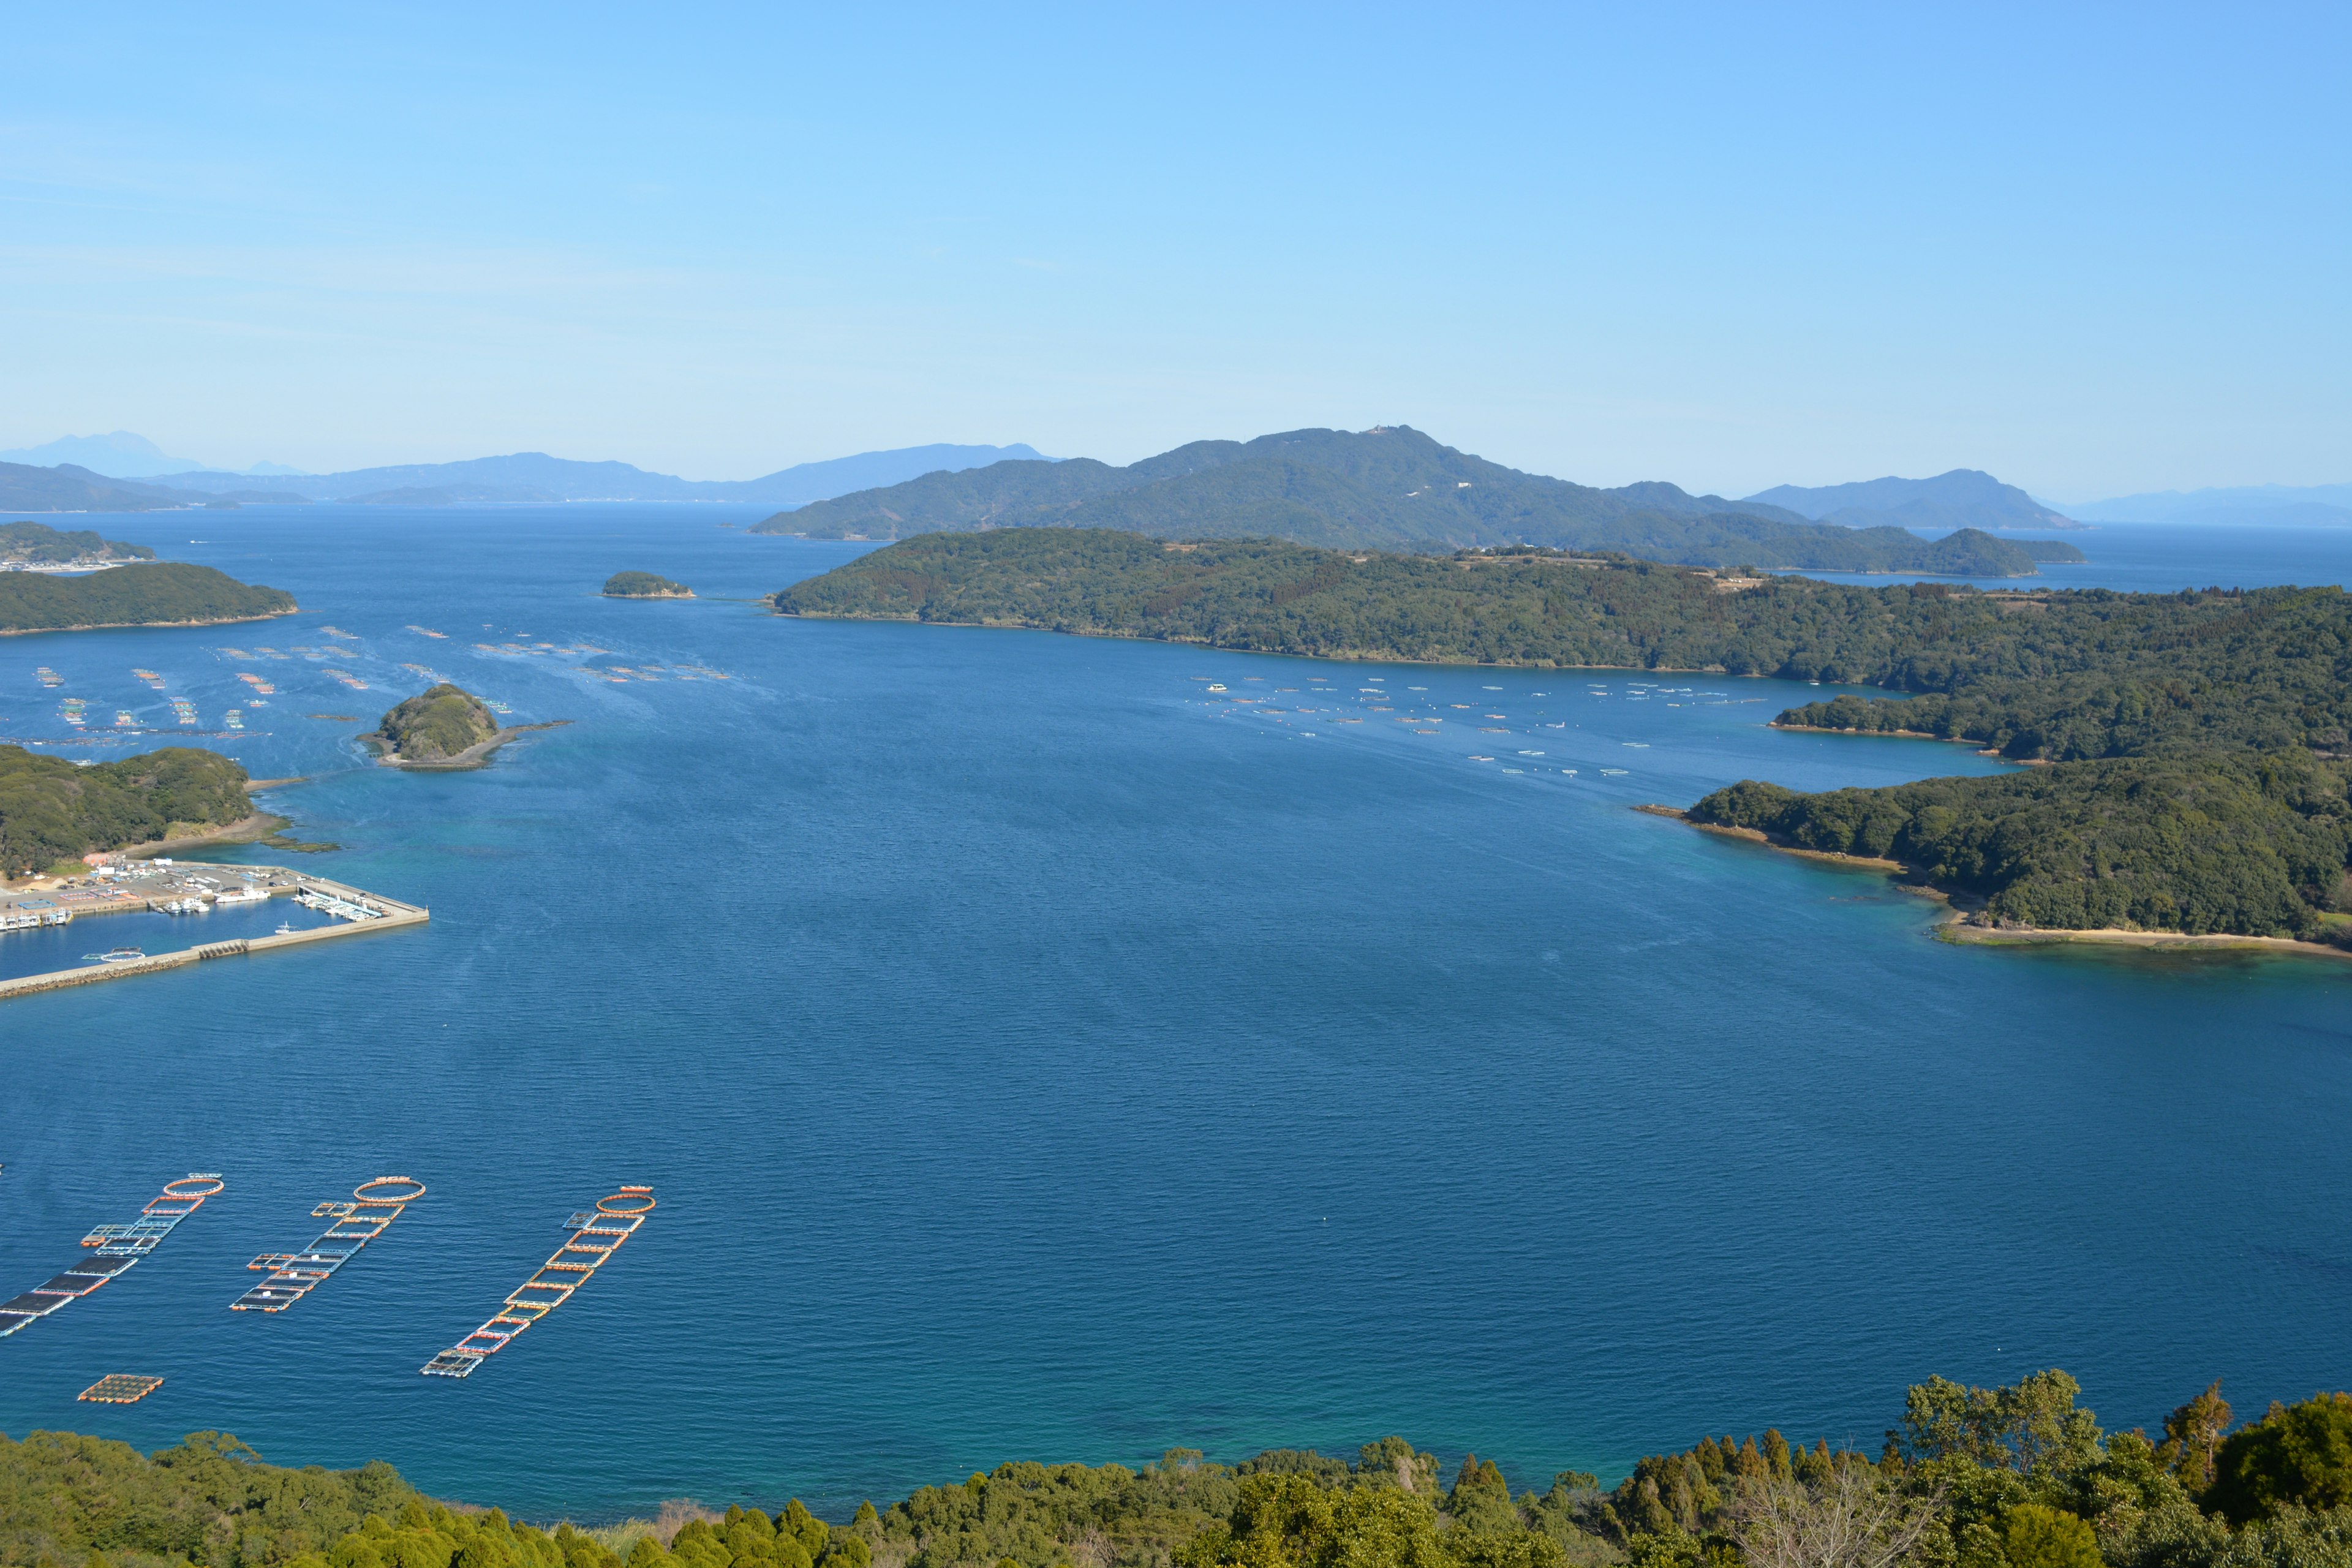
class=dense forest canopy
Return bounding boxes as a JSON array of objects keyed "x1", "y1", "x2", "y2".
[
  {"x1": 755, "y1": 429, "x2": 2083, "y2": 576},
  {"x1": 0, "y1": 521, "x2": 156, "y2": 564},
  {"x1": 10, "y1": 1373, "x2": 2352, "y2": 1568},
  {"x1": 777, "y1": 530, "x2": 2352, "y2": 940},
  {"x1": 371, "y1": 685, "x2": 499, "y2": 763},
  {"x1": 0, "y1": 744, "x2": 251, "y2": 876},
  {"x1": 776, "y1": 530, "x2": 2347, "y2": 763},
  {"x1": 0, "y1": 563, "x2": 295, "y2": 633},
  {"x1": 1688, "y1": 756, "x2": 2352, "y2": 939}
]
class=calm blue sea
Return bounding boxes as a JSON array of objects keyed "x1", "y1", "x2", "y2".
[{"x1": 1, "y1": 507, "x2": 2346, "y2": 1521}]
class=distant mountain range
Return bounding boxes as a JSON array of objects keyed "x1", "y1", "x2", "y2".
[
  {"x1": 0, "y1": 443, "x2": 1047, "y2": 513},
  {"x1": 0, "y1": 431, "x2": 216, "y2": 477},
  {"x1": 2059, "y1": 481, "x2": 2352, "y2": 526},
  {"x1": 1743, "y1": 470, "x2": 2085, "y2": 531},
  {"x1": 755, "y1": 426, "x2": 2086, "y2": 576}
]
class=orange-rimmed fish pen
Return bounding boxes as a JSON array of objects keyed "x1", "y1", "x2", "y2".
[
  {"x1": 419, "y1": 1185, "x2": 652, "y2": 1378},
  {"x1": 80, "y1": 1373, "x2": 165, "y2": 1404},
  {"x1": 0, "y1": 1174, "x2": 225, "y2": 1339},
  {"x1": 232, "y1": 1176, "x2": 426, "y2": 1312}
]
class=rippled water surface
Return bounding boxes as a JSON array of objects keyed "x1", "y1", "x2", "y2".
[{"x1": 1, "y1": 507, "x2": 2346, "y2": 1518}]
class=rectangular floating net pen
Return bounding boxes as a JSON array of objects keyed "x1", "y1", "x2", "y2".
[
  {"x1": 80, "y1": 1374, "x2": 165, "y2": 1404},
  {"x1": 420, "y1": 1186, "x2": 652, "y2": 1378},
  {"x1": 232, "y1": 1177, "x2": 426, "y2": 1312},
  {"x1": 0, "y1": 1175, "x2": 224, "y2": 1340}
]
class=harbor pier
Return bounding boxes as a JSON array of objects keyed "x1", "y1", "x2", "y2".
[{"x1": 0, "y1": 862, "x2": 427, "y2": 1002}]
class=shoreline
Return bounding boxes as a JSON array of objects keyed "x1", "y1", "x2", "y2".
[
  {"x1": 1640, "y1": 804, "x2": 2352, "y2": 962},
  {"x1": 773, "y1": 609, "x2": 1794, "y2": 673},
  {"x1": 0, "y1": 608, "x2": 301, "y2": 638},
  {"x1": 369, "y1": 719, "x2": 569, "y2": 771}
]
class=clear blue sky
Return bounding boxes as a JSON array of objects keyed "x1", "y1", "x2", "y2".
[{"x1": 2, "y1": 3, "x2": 2344, "y2": 497}]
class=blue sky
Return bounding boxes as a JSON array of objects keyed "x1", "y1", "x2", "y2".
[{"x1": 1, "y1": 3, "x2": 2344, "y2": 497}]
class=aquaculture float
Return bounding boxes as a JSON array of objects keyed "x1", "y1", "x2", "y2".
[
  {"x1": 0, "y1": 1174, "x2": 225, "y2": 1338},
  {"x1": 420, "y1": 1185, "x2": 654, "y2": 1378},
  {"x1": 232, "y1": 1175, "x2": 426, "y2": 1312}
]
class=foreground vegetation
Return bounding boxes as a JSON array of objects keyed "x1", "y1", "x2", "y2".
[
  {"x1": 0, "y1": 744, "x2": 251, "y2": 877},
  {"x1": 10, "y1": 1374, "x2": 2352, "y2": 1568},
  {"x1": 0, "y1": 564, "x2": 294, "y2": 634},
  {"x1": 755, "y1": 427, "x2": 2082, "y2": 576},
  {"x1": 369, "y1": 685, "x2": 500, "y2": 763},
  {"x1": 775, "y1": 530, "x2": 2352, "y2": 939}
]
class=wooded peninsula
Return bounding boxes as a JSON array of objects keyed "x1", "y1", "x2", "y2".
[
  {"x1": 0, "y1": 562, "x2": 296, "y2": 634},
  {"x1": 0, "y1": 744, "x2": 252, "y2": 877},
  {"x1": 7, "y1": 1371, "x2": 2349, "y2": 1568},
  {"x1": 774, "y1": 529, "x2": 2352, "y2": 946}
]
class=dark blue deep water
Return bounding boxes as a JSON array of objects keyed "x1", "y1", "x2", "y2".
[{"x1": 2, "y1": 508, "x2": 2347, "y2": 1520}]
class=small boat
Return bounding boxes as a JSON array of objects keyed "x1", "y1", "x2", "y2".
[
  {"x1": 82, "y1": 948, "x2": 145, "y2": 963},
  {"x1": 275, "y1": 922, "x2": 294, "y2": 936}
]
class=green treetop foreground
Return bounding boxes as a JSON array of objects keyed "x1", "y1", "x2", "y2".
[
  {"x1": 775, "y1": 530, "x2": 2352, "y2": 942},
  {"x1": 11, "y1": 1375, "x2": 2352, "y2": 1568},
  {"x1": 369, "y1": 685, "x2": 501, "y2": 763},
  {"x1": 0, "y1": 744, "x2": 251, "y2": 876},
  {"x1": 0, "y1": 563, "x2": 295, "y2": 634}
]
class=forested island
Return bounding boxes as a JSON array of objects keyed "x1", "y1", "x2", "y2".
[
  {"x1": 754, "y1": 426, "x2": 2084, "y2": 577},
  {"x1": 8, "y1": 1373, "x2": 2351, "y2": 1568},
  {"x1": 776, "y1": 530, "x2": 2352, "y2": 946},
  {"x1": 0, "y1": 744, "x2": 252, "y2": 877},
  {"x1": 0, "y1": 562, "x2": 296, "y2": 635},
  {"x1": 604, "y1": 571, "x2": 693, "y2": 598},
  {"x1": 1, "y1": 519, "x2": 157, "y2": 566},
  {"x1": 368, "y1": 684, "x2": 504, "y2": 766}
]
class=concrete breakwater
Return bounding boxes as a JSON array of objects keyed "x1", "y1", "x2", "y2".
[{"x1": 0, "y1": 872, "x2": 426, "y2": 1002}]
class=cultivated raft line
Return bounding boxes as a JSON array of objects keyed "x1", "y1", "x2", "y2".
[
  {"x1": 419, "y1": 1185, "x2": 654, "y2": 1378},
  {"x1": 0, "y1": 1174, "x2": 225, "y2": 1338},
  {"x1": 233, "y1": 1176, "x2": 428, "y2": 1312}
]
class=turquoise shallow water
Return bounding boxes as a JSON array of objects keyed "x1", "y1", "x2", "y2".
[{"x1": 1, "y1": 507, "x2": 2348, "y2": 1520}]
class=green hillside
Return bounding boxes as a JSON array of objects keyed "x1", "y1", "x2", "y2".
[
  {"x1": 777, "y1": 530, "x2": 2352, "y2": 941},
  {"x1": 371, "y1": 684, "x2": 500, "y2": 762},
  {"x1": 0, "y1": 520, "x2": 156, "y2": 564},
  {"x1": 10, "y1": 1373, "x2": 2352, "y2": 1568},
  {"x1": 1690, "y1": 756, "x2": 2352, "y2": 938},
  {"x1": 754, "y1": 427, "x2": 2083, "y2": 576},
  {"x1": 0, "y1": 743, "x2": 252, "y2": 875},
  {"x1": 0, "y1": 462, "x2": 224, "y2": 513},
  {"x1": 775, "y1": 530, "x2": 2346, "y2": 758},
  {"x1": 0, "y1": 562, "x2": 296, "y2": 633}
]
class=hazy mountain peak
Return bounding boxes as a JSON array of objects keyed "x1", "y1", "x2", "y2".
[
  {"x1": 1743, "y1": 470, "x2": 2079, "y2": 531},
  {"x1": 0, "y1": 431, "x2": 209, "y2": 478}
]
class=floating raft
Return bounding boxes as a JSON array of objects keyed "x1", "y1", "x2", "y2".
[
  {"x1": 0, "y1": 1174, "x2": 225, "y2": 1338},
  {"x1": 233, "y1": 1176, "x2": 426, "y2": 1313},
  {"x1": 80, "y1": 1373, "x2": 164, "y2": 1404},
  {"x1": 420, "y1": 1186, "x2": 653, "y2": 1378}
]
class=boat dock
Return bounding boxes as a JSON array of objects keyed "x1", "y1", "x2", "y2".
[
  {"x1": 0, "y1": 864, "x2": 427, "y2": 1003},
  {"x1": 0, "y1": 1174, "x2": 225, "y2": 1338},
  {"x1": 420, "y1": 1186, "x2": 654, "y2": 1378},
  {"x1": 233, "y1": 1176, "x2": 426, "y2": 1311}
]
